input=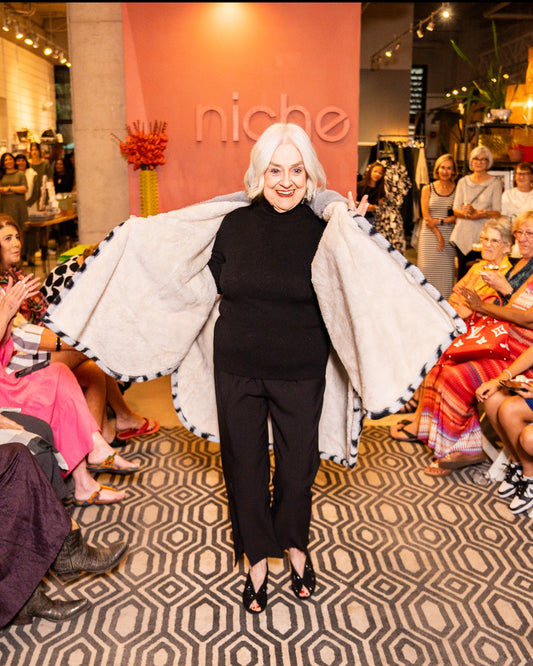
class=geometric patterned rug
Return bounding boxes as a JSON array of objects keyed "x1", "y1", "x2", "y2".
[{"x1": 1, "y1": 424, "x2": 532, "y2": 666}]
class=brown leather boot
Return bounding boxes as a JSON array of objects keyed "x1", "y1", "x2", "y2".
[
  {"x1": 51, "y1": 528, "x2": 128, "y2": 581},
  {"x1": 12, "y1": 585, "x2": 89, "y2": 625}
]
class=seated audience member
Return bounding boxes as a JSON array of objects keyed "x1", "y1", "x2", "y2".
[
  {"x1": 0, "y1": 442, "x2": 128, "y2": 626},
  {"x1": 395, "y1": 216, "x2": 514, "y2": 418},
  {"x1": 0, "y1": 274, "x2": 139, "y2": 505},
  {"x1": 476, "y1": 344, "x2": 533, "y2": 515},
  {"x1": 391, "y1": 213, "x2": 533, "y2": 476},
  {"x1": 0, "y1": 216, "x2": 159, "y2": 445}
]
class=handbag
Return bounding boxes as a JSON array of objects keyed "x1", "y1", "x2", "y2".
[
  {"x1": 445, "y1": 294, "x2": 511, "y2": 362},
  {"x1": 445, "y1": 316, "x2": 510, "y2": 362}
]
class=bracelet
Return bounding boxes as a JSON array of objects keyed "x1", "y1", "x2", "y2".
[
  {"x1": 502, "y1": 369, "x2": 512, "y2": 380},
  {"x1": 55, "y1": 336, "x2": 61, "y2": 352}
]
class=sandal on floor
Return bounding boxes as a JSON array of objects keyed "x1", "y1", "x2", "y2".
[
  {"x1": 290, "y1": 553, "x2": 316, "y2": 599},
  {"x1": 72, "y1": 485, "x2": 123, "y2": 506},
  {"x1": 437, "y1": 451, "x2": 488, "y2": 470},
  {"x1": 86, "y1": 452, "x2": 139, "y2": 475},
  {"x1": 398, "y1": 397, "x2": 418, "y2": 414},
  {"x1": 116, "y1": 417, "x2": 160, "y2": 441},
  {"x1": 390, "y1": 419, "x2": 424, "y2": 444},
  {"x1": 423, "y1": 461, "x2": 452, "y2": 477},
  {"x1": 242, "y1": 570, "x2": 268, "y2": 614}
]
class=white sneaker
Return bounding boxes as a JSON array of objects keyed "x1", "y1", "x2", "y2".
[
  {"x1": 509, "y1": 477, "x2": 533, "y2": 515},
  {"x1": 498, "y1": 462, "x2": 523, "y2": 499}
]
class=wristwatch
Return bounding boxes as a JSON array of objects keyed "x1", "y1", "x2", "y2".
[{"x1": 439, "y1": 219, "x2": 444, "y2": 225}]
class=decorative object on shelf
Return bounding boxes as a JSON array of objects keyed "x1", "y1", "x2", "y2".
[
  {"x1": 508, "y1": 144, "x2": 523, "y2": 162},
  {"x1": 113, "y1": 120, "x2": 168, "y2": 217},
  {"x1": 450, "y1": 21, "x2": 517, "y2": 120}
]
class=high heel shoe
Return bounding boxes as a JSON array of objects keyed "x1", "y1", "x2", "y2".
[
  {"x1": 242, "y1": 570, "x2": 268, "y2": 614},
  {"x1": 290, "y1": 553, "x2": 316, "y2": 599}
]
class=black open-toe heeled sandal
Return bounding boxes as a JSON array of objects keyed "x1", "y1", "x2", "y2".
[
  {"x1": 290, "y1": 553, "x2": 316, "y2": 599},
  {"x1": 242, "y1": 570, "x2": 268, "y2": 614}
]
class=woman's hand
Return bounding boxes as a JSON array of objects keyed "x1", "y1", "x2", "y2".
[
  {"x1": 475, "y1": 378, "x2": 501, "y2": 402},
  {"x1": 0, "y1": 275, "x2": 41, "y2": 318},
  {"x1": 0, "y1": 413, "x2": 24, "y2": 431},
  {"x1": 513, "y1": 383, "x2": 533, "y2": 399},
  {"x1": 481, "y1": 271, "x2": 511, "y2": 295},
  {"x1": 348, "y1": 192, "x2": 369, "y2": 217},
  {"x1": 456, "y1": 286, "x2": 483, "y2": 312}
]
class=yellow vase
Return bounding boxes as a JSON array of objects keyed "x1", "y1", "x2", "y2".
[{"x1": 139, "y1": 169, "x2": 159, "y2": 217}]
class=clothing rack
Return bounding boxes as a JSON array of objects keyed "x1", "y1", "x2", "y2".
[{"x1": 377, "y1": 134, "x2": 425, "y2": 157}]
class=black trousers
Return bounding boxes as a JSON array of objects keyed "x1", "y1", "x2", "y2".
[{"x1": 214, "y1": 369, "x2": 325, "y2": 566}]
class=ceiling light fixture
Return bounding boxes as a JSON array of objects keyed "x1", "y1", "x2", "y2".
[{"x1": 370, "y1": 2, "x2": 451, "y2": 68}]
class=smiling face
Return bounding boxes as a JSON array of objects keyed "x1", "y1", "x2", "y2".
[
  {"x1": 479, "y1": 228, "x2": 509, "y2": 264},
  {"x1": 437, "y1": 159, "x2": 454, "y2": 181},
  {"x1": 2, "y1": 154, "x2": 15, "y2": 172},
  {"x1": 369, "y1": 165, "x2": 384, "y2": 184},
  {"x1": 15, "y1": 156, "x2": 27, "y2": 171},
  {"x1": 263, "y1": 143, "x2": 307, "y2": 213},
  {"x1": 514, "y1": 221, "x2": 533, "y2": 260},
  {"x1": 0, "y1": 224, "x2": 22, "y2": 268}
]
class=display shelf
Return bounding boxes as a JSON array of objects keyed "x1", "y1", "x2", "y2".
[{"x1": 462, "y1": 122, "x2": 532, "y2": 173}]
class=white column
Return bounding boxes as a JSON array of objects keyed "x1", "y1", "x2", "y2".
[{"x1": 67, "y1": 3, "x2": 129, "y2": 243}]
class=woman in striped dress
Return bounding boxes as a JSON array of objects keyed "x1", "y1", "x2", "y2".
[{"x1": 417, "y1": 154, "x2": 457, "y2": 299}]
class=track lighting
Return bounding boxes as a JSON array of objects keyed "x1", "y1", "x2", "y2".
[
  {"x1": 1, "y1": 10, "x2": 70, "y2": 65},
  {"x1": 370, "y1": 2, "x2": 451, "y2": 68}
]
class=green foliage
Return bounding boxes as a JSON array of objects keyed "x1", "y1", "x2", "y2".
[{"x1": 450, "y1": 21, "x2": 515, "y2": 111}]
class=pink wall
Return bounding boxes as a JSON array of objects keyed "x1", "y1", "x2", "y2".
[{"x1": 122, "y1": 2, "x2": 360, "y2": 213}]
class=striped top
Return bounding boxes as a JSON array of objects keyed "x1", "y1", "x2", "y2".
[{"x1": 416, "y1": 182, "x2": 457, "y2": 299}]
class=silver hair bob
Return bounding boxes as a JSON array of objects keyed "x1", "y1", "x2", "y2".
[
  {"x1": 469, "y1": 144, "x2": 494, "y2": 171},
  {"x1": 482, "y1": 216, "x2": 513, "y2": 247},
  {"x1": 244, "y1": 123, "x2": 326, "y2": 201}
]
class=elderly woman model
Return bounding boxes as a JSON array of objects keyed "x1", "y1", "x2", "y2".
[
  {"x1": 391, "y1": 214, "x2": 533, "y2": 474},
  {"x1": 208, "y1": 124, "x2": 333, "y2": 612},
  {"x1": 451, "y1": 145, "x2": 502, "y2": 280},
  {"x1": 417, "y1": 153, "x2": 457, "y2": 299},
  {"x1": 42, "y1": 124, "x2": 464, "y2": 615}
]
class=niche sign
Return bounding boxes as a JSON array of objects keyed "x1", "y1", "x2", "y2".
[{"x1": 196, "y1": 93, "x2": 350, "y2": 143}]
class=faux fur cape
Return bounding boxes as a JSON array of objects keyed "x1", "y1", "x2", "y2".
[{"x1": 44, "y1": 191, "x2": 465, "y2": 467}]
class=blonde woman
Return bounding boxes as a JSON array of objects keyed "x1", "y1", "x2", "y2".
[{"x1": 417, "y1": 154, "x2": 457, "y2": 299}]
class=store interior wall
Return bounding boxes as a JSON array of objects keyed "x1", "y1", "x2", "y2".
[
  {"x1": 121, "y1": 2, "x2": 361, "y2": 212},
  {"x1": 0, "y1": 37, "x2": 56, "y2": 152}
]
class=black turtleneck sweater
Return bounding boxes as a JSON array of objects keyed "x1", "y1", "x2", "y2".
[{"x1": 208, "y1": 198, "x2": 330, "y2": 380}]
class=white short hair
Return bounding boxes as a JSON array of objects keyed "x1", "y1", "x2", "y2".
[
  {"x1": 244, "y1": 123, "x2": 326, "y2": 201},
  {"x1": 469, "y1": 145, "x2": 493, "y2": 171}
]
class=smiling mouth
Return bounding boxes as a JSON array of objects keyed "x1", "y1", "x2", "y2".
[{"x1": 276, "y1": 190, "x2": 295, "y2": 197}]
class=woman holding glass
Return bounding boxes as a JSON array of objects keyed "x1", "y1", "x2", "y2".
[{"x1": 451, "y1": 145, "x2": 502, "y2": 280}]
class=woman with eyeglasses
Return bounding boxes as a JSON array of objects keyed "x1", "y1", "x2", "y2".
[
  {"x1": 501, "y1": 162, "x2": 533, "y2": 225},
  {"x1": 391, "y1": 212, "x2": 533, "y2": 477},
  {"x1": 451, "y1": 145, "x2": 502, "y2": 280}
]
